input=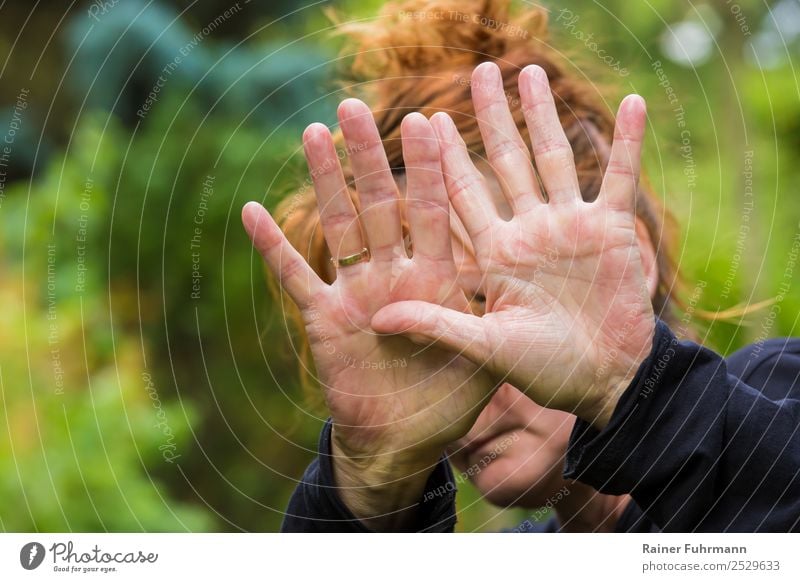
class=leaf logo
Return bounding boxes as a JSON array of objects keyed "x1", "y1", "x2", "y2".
[{"x1": 20, "y1": 542, "x2": 46, "y2": 570}]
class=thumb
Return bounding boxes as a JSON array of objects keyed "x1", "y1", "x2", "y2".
[{"x1": 371, "y1": 301, "x2": 488, "y2": 364}]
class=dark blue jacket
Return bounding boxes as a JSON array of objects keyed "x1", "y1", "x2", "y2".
[{"x1": 281, "y1": 320, "x2": 800, "y2": 532}]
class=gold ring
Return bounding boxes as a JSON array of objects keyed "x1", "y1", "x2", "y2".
[{"x1": 332, "y1": 247, "x2": 370, "y2": 268}]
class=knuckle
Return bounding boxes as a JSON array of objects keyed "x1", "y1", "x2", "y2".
[
  {"x1": 406, "y1": 196, "x2": 449, "y2": 214},
  {"x1": 280, "y1": 257, "x2": 304, "y2": 281},
  {"x1": 534, "y1": 136, "x2": 572, "y2": 158},
  {"x1": 448, "y1": 172, "x2": 483, "y2": 199},
  {"x1": 487, "y1": 137, "x2": 529, "y2": 163},
  {"x1": 322, "y1": 210, "x2": 358, "y2": 229},
  {"x1": 605, "y1": 160, "x2": 637, "y2": 178},
  {"x1": 358, "y1": 185, "x2": 399, "y2": 204},
  {"x1": 613, "y1": 130, "x2": 643, "y2": 144}
]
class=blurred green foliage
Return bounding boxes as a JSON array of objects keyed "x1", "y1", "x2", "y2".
[
  {"x1": 1, "y1": 0, "x2": 799, "y2": 532},
  {"x1": 0, "y1": 119, "x2": 210, "y2": 531}
]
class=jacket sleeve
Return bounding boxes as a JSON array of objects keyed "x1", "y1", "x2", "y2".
[
  {"x1": 281, "y1": 419, "x2": 458, "y2": 532},
  {"x1": 564, "y1": 319, "x2": 800, "y2": 532}
]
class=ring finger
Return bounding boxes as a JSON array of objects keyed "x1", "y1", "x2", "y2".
[{"x1": 303, "y1": 122, "x2": 367, "y2": 273}]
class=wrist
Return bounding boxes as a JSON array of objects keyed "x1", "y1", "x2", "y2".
[
  {"x1": 577, "y1": 372, "x2": 636, "y2": 430},
  {"x1": 330, "y1": 425, "x2": 443, "y2": 530},
  {"x1": 576, "y1": 324, "x2": 656, "y2": 429}
]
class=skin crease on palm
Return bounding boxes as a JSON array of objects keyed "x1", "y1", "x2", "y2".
[{"x1": 242, "y1": 61, "x2": 658, "y2": 530}]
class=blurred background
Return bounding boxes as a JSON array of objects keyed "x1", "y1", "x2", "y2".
[{"x1": 0, "y1": 0, "x2": 798, "y2": 532}]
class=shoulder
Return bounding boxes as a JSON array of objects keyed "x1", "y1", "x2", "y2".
[{"x1": 725, "y1": 336, "x2": 800, "y2": 399}]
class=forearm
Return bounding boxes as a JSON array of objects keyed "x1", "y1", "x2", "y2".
[
  {"x1": 564, "y1": 320, "x2": 800, "y2": 531},
  {"x1": 330, "y1": 425, "x2": 444, "y2": 531},
  {"x1": 281, "y1": 420, "x2": 458, "y2": 532}
]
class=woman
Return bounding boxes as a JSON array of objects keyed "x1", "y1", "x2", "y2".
[{"x1": 242, "y1": 0, "x2": 800, "y2": 532}]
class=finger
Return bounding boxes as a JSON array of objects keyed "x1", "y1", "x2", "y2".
[
  {"x1": 371, "y1": 301, "x2": 489, "y2": 366},
  {"x1": 472, "y1": 62, "x2": 542, "y2": 214},
  {"x1": 241, "y1": 202, "x2": 326, "y2": 310},
  {"x1": 430, "y1": 111, "x2": 499, "y2": 254},
  {"x1": 303, "y1": 123, "x2": 366, "y2": 265},
  {"x1": 599, "y1": 95, "x2": 646, "y2": 213},
  {"x1": 518, "y1": 65, "x2": 581, "y2": 204},
  {"x1": 401, "y1": 113, "x2": 453, "y2": 264},
  {"x1": 338, "y1": 98, "x2": 404, "y2": 261}
]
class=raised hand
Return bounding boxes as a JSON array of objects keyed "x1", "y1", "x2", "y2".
[
  {"x1": 242, "y1": 100, "x2": 494, "y2": 528},
  {"x1": 372, "y1": 63, "x2": 656, "y2": 428}
]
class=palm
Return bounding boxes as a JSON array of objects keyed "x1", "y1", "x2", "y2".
[
  {"x1": 303, "y1": 259, "x2": 489, "y2": 455},
  {"x1": 372, "y1": 63, "x2": 656, "y2": 425},
  {"x1": 475, "y1": 203, "x2": 654, "y2": 411}
]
